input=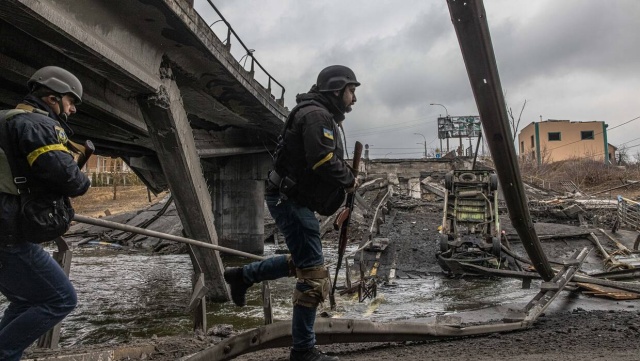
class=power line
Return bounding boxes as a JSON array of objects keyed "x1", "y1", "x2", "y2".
[
  {"x1": 349, "y1": 116, "x2": 438, "y2": 136},
  {"x1": 368, "y1": 147, "x2": 425, "y2": 150},
  {"x1": 369, "y1": 151, "x2": 424, "y2": 155}
]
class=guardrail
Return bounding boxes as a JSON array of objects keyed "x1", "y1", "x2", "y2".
[
  {"x1": 202, "y1": 0, "x2": 286, "y2": 106},
  {"x1": 614, "y1": 196, "x2": 640, "y2": 234}
]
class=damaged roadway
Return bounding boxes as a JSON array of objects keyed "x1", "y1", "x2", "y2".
[{"x1": 25, "y1": 171, "x2": 640, "y2": 361}]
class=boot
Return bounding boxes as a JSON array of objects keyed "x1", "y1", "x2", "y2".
[
  {"x1": 290, "y1": 347, "x2": 339, "y2": 361},
  {"x1": 223, "y1": 267, "x2": 252, "y2": 306}
]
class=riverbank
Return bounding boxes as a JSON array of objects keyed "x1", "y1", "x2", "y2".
[{"x1": 70, "y1": 185, "x2": 166, "y2": 218}]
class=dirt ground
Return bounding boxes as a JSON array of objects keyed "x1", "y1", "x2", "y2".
[
  {"x1": 70, "y1": 185, "x2": 166, "y2": 218},
  {"x1": 36, "y1": 181, "x2": 640, "y2": 361}
]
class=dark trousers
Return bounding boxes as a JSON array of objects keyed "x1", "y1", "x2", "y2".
[
  {"x1": 0, "y1": 242, "x2": 77, "y2": 361},
  {"x1": 243, "y1": 194, "x2": 324, "y2": 350}
]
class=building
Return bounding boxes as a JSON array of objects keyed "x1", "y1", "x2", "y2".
[
  {"x1": 518, "y1": 119, "x2": 615, "y2": 165},
  {"x1": 82, "y1": 155, "x2": 130, "y2": 174}
]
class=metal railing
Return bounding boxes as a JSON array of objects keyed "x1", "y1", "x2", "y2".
[
  {"x1": 203, "y1": 0, "x2": 286, "y2": 106},
  {"x1": 615, "y1": 196, "x2": 640, "y2": 233}
]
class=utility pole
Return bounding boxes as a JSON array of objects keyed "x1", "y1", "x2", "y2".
[{"x1": 414, "y1": 133, "x2": 427, "y2": 158}]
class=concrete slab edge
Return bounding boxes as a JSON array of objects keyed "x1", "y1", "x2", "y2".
[{"x1": 24, "y1": 344, "x2": 156, "y2": 361}]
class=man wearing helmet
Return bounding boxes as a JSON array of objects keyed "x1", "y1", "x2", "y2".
[
  {"x1": 0, "y1": 66, "x2": 90, "y2": 360},
  {"x1": 224, "y1": 65, "x2": 360, "y2": 361}
]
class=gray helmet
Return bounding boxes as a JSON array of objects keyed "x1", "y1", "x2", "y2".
[
  {"x1": 28, "y1": 66, "x2": 83, "y2": 104},
  {"x1": 316, "y1": 65, "x2": 360, "y2": 92}
]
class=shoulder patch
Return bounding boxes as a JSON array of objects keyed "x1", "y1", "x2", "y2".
[
  {"x1": 322, "y1": 127, "x2": 334, "y2": 140},
  {"x1": 55, "y1": 126, "x2": 68, "y2": 144}
]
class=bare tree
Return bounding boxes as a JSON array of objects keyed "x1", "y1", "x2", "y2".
[
  {"x1": 508, "y1": 99, "x2": 527, "y2": 140},
  {"x1": 617, "y1": 145, "x2": 629, "y2": 166}
]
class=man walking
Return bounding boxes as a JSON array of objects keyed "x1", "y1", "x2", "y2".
[
  {"x1": 0, "y1": 66, "x2": 90, "y2": 360},
  {"x1": 224, "y1": 65, "x2": 360, "y2": 361}
]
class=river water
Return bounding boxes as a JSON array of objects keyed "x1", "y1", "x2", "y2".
[{"x1": 0, "y1": 242, "x2": 540, "y2": 347}]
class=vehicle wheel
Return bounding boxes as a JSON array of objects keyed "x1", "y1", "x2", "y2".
[
  {"x1": 439, "y1": 234, "x2": 450, "y2": 253},
  {"x1": 445, "y1": 172, "x2": 453, "y2": 191},
  {"x1": 491, "y1": 236, "x2": 501, "y2": 258},
  {"x1": 459, "y1": 172, "x2": 477, "y2": 182},
  {"x1": 490, "y1": 174, "x2": 499, "y2": 191}
]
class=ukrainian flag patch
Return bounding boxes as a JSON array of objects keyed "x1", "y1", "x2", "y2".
[{"x1": 322, "y1": 128, "x2": 334, "y2": 140}]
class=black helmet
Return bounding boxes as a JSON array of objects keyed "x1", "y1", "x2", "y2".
[
  {"x1": 28, "y1": 66, "x2": 83, "y2": 104},
  {"x1": 316, "y1": 65, "x2": 360, "y2": 92}
]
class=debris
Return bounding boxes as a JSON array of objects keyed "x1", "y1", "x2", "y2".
[{"x1": 576, "y1": 283, "x2": 640, "y2": 300}]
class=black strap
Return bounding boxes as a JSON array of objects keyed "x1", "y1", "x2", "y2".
[
  {"x1": 278, "y1": 100, "x2": 324, "y2": 138},
  {"x1": 0, "y1": 110, "x2": 32, "y2": 194},
  {"x1": 273, "y1": 100, "x2": 322, "y2": 174}
]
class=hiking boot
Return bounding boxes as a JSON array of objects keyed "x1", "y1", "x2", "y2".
[
  {"x1": 223, "y1": 267, "x2": 252, "y2": 306},
  {"x1": 290, "y1": 347, "x2": 338, "y2": 361}
]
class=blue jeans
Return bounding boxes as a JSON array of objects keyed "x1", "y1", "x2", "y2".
[
  {"x1": 0, "y1": 242, "x2": 77, "y2": 361},
  {"x1": 243, "y1": 194, "x2": 324, "y2": 350}
]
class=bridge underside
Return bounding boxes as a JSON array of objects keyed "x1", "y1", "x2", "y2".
[{"x1": 0, "y1": 0, "x2": 287, "y2": 300}]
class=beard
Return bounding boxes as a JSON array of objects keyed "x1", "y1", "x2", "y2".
[{"x1": 345, "y1": 105, "x2": 353, "y2": 113}]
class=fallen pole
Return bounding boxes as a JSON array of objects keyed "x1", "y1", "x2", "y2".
[
  {"x1": 72, "y1": 214, "x2": 266, "y2": 261},
  {"x1": 187, "y1": 318, "x2": 529, "y2": 361},
  {"x1": 447, "y1": 0, "x2": 554, "y2": 280}
]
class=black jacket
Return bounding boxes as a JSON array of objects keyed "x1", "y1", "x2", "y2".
[
  {"x1": 275, "y1": 89, "x2": 355, "y2": 211},
  {"x1": 0, "y1": 96, "x2": 90, "y2": 244}
]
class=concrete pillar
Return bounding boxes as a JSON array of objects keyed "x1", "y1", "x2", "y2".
[
  {"x1": 205, "y1": 153, "x2": 271, "y2": 255},
  {"x1": 138, "y1": 72, "x2": 228, "y2": 301}
]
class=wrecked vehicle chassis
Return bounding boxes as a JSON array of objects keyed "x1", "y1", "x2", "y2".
[{"x1": 437, "y1": 169, "x2": 506, "y2": 274}]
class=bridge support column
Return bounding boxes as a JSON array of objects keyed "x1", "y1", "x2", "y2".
[
  {"x1": 205, "y1": 153, "x2": 271, "y2": 254},
  {"x1": 138, "y1": 73, "x2": 228, "y2": 301}
]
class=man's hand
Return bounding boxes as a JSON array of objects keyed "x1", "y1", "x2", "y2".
[{"x1": 345, "y1": 177, "x2": 360, "y2": 193}]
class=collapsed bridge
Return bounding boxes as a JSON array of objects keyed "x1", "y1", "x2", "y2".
[{"x1": 0, "y1": 0, "x2": 288, "y2": 300}]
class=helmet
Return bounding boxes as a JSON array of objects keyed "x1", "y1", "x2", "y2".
[
  {"x1": 28, "y1": 66, "x2": 83, "y2": 104},
  {"x1": 316, "y1": 65, "x2": 360, "y2": 92}
]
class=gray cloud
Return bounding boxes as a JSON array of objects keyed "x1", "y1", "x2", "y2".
[{"x1": 194, "y1": 0, "x2": 640, "y2": 157}]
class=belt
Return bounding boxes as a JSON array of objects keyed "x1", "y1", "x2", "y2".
[{"x1": 268, "y1": 170, "x2": 282, "y2": 187}]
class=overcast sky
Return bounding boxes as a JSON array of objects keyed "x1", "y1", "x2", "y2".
[{"x1": 193, "y1": 0, "x2": 640, "y2": 159}]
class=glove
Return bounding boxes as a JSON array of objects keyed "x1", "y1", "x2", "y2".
[{"x1": 345, "y1": 177, "x2": 360, "y2": 194}]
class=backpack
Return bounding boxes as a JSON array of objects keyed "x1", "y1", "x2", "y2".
[
  {"x1": 0, "y1": 109, "x2": 27, "y2": 195},
  {"x1": 270, "y1": 101, "x2": 346, "y2": 216}
]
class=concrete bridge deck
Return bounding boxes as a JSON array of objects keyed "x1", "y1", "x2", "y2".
[{"x1": 0, "y1": 0, "x2": 288, "y2": 300}]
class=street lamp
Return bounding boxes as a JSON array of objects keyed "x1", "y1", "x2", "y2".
[
  {"x1": 414, "y1": 133, "x2": 427, "y2": 158},
  {"x1": 429, "y1": 103, "x2": 449, "y2": 117},
  {"x1": 430, "y1": 103, "x2": 449, "y2": 153}
]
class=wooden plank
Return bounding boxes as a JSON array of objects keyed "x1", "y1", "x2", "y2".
[{"x1": 576, "y1": 282, "x2": 640, "y2": 300}]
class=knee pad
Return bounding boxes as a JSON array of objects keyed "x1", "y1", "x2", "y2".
[{"x1": 292, "y1": 266, "x2": 330, "y2": 308}]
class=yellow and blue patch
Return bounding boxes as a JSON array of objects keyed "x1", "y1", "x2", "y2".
[
  {"x1": 322, "y1": 127, "x2": 334, "y2": 140},
  {"x1": 55, "y1": 126, "x2": 68, "y2": 145}
]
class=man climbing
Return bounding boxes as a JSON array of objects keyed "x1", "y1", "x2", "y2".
[{"x1": 224, "y1": 65, "x2": 361, "y2": 361}]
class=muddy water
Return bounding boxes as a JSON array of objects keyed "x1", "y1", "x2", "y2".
[{"x1": 0, "y1": 243, "x2": 538, "y2": 347}]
